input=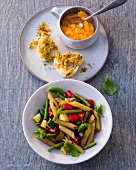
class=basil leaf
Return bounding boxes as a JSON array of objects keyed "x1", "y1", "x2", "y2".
[
  {"x1": 64, "y1": 142, "x2": 78, "y2": 157},
  {"x1": 94, "y1": 104, "x2": 103, "y2": 116},
  {"x1": 103, "y1": 74, "x2": 117, "y2": 96},
  {"x1": 34, "y1": 128, "x2": 46, "y2": 138},
  {"x1": 78, "y1": 123, "x2": 90, "y2": 132}
]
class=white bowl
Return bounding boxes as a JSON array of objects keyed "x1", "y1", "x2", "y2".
[
  {"x1": 51, "y1": 6, "x2": 100, "y2": 49},
  {"x1": 22, "y1": 79, "x2": 112, "y2": 164}
]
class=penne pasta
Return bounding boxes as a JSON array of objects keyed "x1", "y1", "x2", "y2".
[
  {"x1": 49, "y1": 100, "x2": 57, "y2": 115},
  {"x1": 55, "y1": 119, "x2": 78, "y2": 130},
  {"x1": 55, "y1": 97, "x2": 62, "y2": 103},
  {"x1": 72, "y1": 142, "x2": 84, "y2": 154},
  {"x1": 87, "y1": 122, "x2": 95, "y2": 144},
  {"x1": 33, "y1": 85, "x2": 102, "y2": 157},
  {"x1": 93, "y1": 110, "x2": 101, "y2": 131},
  {"x1": 60, "y1": 145, "x2": 67, "y2": 154},
  {"x1": 59, "y1": 125, "x2": 75, "y2": 139},
  {"x1": 69, "y1": 101, "x2": 92, "y2": 111},
  {"x1": 80, "y1": 125, "x2": 91, "y2": 147},
  {"x1": 48, "y1": 91, "x2": 59, "y2": 110},
  {"x1": 36, "y1": 136, "x2": 55, "y2": 147}
]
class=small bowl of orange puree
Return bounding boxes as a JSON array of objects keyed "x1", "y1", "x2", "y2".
[
  {"x1": 61, "y1": 10, "x2": 95, "y2": 40},
  {"x1": 51, "y1": 6, "x2": 100, "y2": 49}
]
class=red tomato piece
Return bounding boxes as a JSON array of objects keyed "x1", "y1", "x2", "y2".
[
  {"x1": 45, "y1": 126, "x2": 58, "y2": 133},
  {"x1": 78, "y1": 112, "x2": 85, "y2": 121},
  {"x1": 86, "y1": 99, "x2": 95, "y2": 108},
  {"x1": 63, "y1": 103, "x2": 75, "y2": 110},
  {"x1": 65, "y1": 90, "x2": 73, "y2": 98},
  {"x1": 48, "y1": 106, "x2": 53, "y2": 117},
  {"x1": 69, "y1": 113, "x2": 78, "y2": 122},
  {"x1": 72, "y1": 136, "x2": 79, "y2": 145}
]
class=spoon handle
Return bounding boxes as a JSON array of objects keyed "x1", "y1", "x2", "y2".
[{"x1": 88, "y1": 0, "x2": 128, "y2": 19}]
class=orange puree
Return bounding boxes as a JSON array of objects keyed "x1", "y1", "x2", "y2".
[{"x1": 61, "y1": 11, "x2": 95, "y2": 40}]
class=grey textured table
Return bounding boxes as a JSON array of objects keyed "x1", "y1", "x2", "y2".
[{"x1": 0, "y1": 0, "x2": 136, "y2": 170}]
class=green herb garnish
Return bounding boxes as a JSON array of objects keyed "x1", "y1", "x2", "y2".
[
  {"x1": 78, "y1": 123, "x2": 90, "y2": 132},
  {"x1": 94, "y1": 104, "x2": 103, "y2": 116},
  {"x1": 64, "y1": 142, "x2": 78, "y2": 157},
  {"x1": 103, "y1": 74, "x2": 117, "y2": 96}
]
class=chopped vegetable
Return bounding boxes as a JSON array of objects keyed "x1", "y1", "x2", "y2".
[
  {"x1": 48, "y1": 106, "x2": 53, "y2": 117},
  {"x1": 47, "y1": 119, "x2": 56, "y2": 129},
  {"x1": 78, "y1": 123, "x2": 90, "y2": 132},
  {"x1": 78, "y1": 112, "x2": 85, "y2": 121},
  {"x1": 38, "y1": 109, "x2": 44, "y2": 118},
  {"x1": 48, "y1": 142, "x2": 64, "y2": 152},
  {"x1": 94, "y1": 104, "x2": 103, "y2": 116},
  {"x1": 45, "y1": 126, "x2": 58, "y2": 133},
  {"x1": 69, "y1": 113, "x2": 79, "y2": 122},
  {"x1": 65, "y1": 90, "x2": 73, "y2": 98},
  {"x1": 72, "y1": 136, "x2": 79, "y2": 145},
  {"x1": 83, "y1": 141, "x2": 96, "y2": 150},
  {"x1": 34, "y1": 128, "x2": 46, "y2": 138},
  {"x1": 103, "y1": 74, "x2": 117, "y2": 96},
  {"x1": 64, "y1": 142, "x2": 78, "y2": 157},
  {"x1": 40, "y1": 119, "x2": 47, "y2": 128},
  {"x1": 63, "y1": 103, "x2": 75, "y2": 110},
  {"x1": 59, "y1": 113, "x2": 70, "y2": 122},
  {"x1": 33, "y1": 113, "x2": 41, "y2": 123}
]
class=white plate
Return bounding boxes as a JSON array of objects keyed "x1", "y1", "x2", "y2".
[
  {"x1": 22, "y1": 79, "x2": 113, "y2": 164},
  {"x1": 20, "y1": 6, "x2": 109, "y2": 82}
]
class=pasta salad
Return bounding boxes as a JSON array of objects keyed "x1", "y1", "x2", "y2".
[{"x1": 33, "y1": 86, "x2": 103, "y2": 157}]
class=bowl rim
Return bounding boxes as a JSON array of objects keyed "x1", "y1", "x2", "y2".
[
  {"x1": 22, "y1": 79, "x2": 113, "y2": 164},
  {"x1": 58, "y1": 6, "x2": 100, "y2": 42}
]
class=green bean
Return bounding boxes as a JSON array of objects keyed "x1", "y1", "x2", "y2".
[
  {"x1": 46, "y1": 133, "x2": 56, "y2": 137},
  {"x1": 48, "y1": 142, "x2": 64, "y2": 152},
  {"x1": 56, "y1": 92, "x2": 65, "y2": 100},
  {"x1": 74, "y1": 94, "x2": 90, "y2": 106},
  {"x1": 44, "y1": 98, "x2": 49, "y2": 119},
  {"x1": 48, "y1": 137, "x2": 56, "y2": 143},
  {"x1": 76, "y1": 120, "x2": 82, "y2": 125},
  {"x1": 52, "y1": 107, "x2": 63, "y2": 121},
  {"x1": 58, "y1": 109, "x2": 82, "y2": 114},
  {"x1": 83, "y1": 142, "x2": 96, "y2": 150},
  {"x1": 46, "y1": 86, "x2": 65, "y2": 97},
  {"x1": 82, "y1": 112, "x2": 89, "y2": 123}
]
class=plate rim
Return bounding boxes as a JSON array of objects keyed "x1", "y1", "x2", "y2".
[
  {"x1": 22, "y1": 79, "x2": 113, "y2": 164},
  {"x1": 20, "y1": 5, "x2": 109, "y2": 82}
]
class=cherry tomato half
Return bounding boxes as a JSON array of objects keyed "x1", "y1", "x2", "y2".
[
  {"x1": 69, "y1": 113, "x2": 78, "y2": 122},
  {"x1": 65, "y1": 90, "x2": 73, "y2": 98},
  {"x1": 72, "y1": 136, "x2": 79, "y2": 145},
  {"x1": 63, "y1": 103, "x2": 75, "y2": 110},
  {"x1": 78, "y1": 112, "x2": 85, "y2": 121},
  {"x1": 85, "y1": 99, "x2": 94, "y2": 108}
]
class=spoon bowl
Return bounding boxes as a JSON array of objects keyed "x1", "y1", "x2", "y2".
[{"x1": 51, "y1": 6, "x2": 100, "y2": 49}]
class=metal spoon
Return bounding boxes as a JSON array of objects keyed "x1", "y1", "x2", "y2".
[{"x1": 68, "y1": 0, "x2": 128, "y2": 27}]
